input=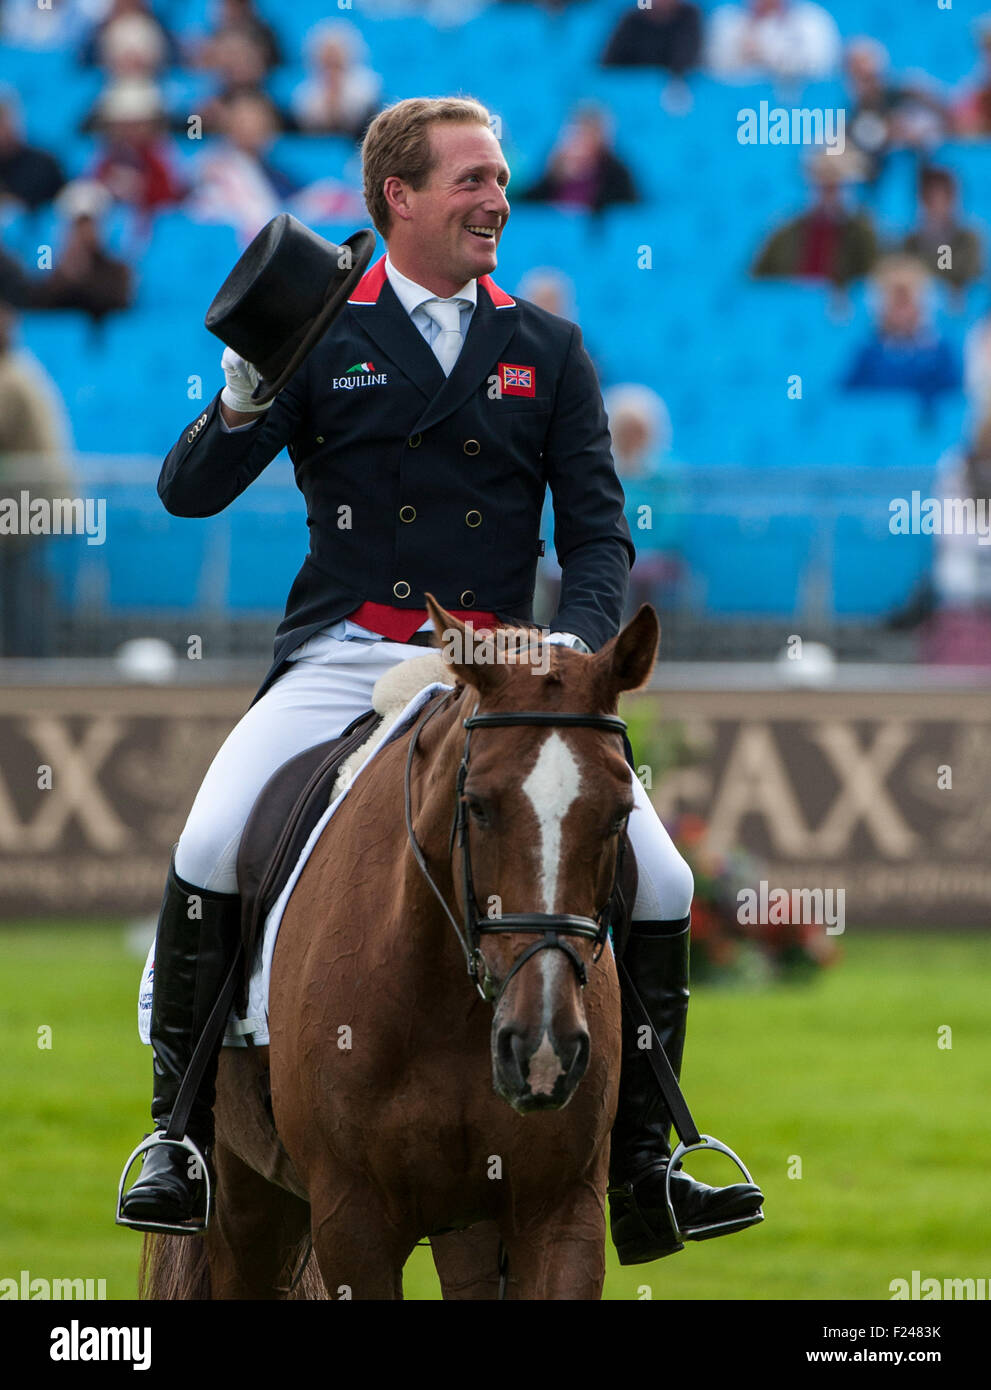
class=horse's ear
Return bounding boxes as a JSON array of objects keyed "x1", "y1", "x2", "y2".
[
  {"x1": 425, "y1": 592, "x2": 496, "y2": 691},
  {"x1": 594, "y1": 605, "x2": 660, "y2": 695},
  {"x1": 425, "y1": 593, "x2": 461, "y2": 653}
]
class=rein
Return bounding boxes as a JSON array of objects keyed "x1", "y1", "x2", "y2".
[{"x1": 404, "y1": 688, "x2": 630, "y2": 1004}]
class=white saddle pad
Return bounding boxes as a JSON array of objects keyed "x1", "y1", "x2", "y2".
[{"x1": 138, "y1": 678, "x2": 453, "y2": 1049}]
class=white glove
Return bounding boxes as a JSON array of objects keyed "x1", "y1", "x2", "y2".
[
  {"x1": 220, "y1": 347, "x2": 272, "y2": 414},
  {"x1": 547, "y1": 631, "x2": 591, "y2": 654}
]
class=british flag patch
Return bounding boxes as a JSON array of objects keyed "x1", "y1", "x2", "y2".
[{"x1": 498, "y1": 362, "x2": 536, "y2": 397}]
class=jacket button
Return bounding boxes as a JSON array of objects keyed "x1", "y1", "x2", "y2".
[
  {"x1": 465, "y1": 510, "x2": 481, "y2": 527},
  {"x1": 393, "y1": 580, "x2": 411, "y2": 599},
  {"x1": 463, "y1": 439, "x2": 480, "y2": 455},
  {"x1": 315, "y1": 435, "x2": 325, "y2": 444},
  {"x1": 399, "y1": 505, "x2": 416, "y2": 523},
  {"x1": 460, "y1": 590, "x2": 476, "y2": 607},
  {"x1": 408, "y1": 433, "x2": 422, "y2": 448}
]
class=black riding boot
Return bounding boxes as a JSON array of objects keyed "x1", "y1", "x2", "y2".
[
  {"x1": 118, "y1": 853, "x2": 241, "y2": 1234},
  {"x1": 608, "y1": 916, "x2": 764, "y2": 1264}
]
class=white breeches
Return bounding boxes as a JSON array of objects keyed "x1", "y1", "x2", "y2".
[{"x1": 174, "y1": 635, "x2": 694, "y2": 923}]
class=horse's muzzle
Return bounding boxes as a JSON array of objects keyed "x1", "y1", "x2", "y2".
[{"x1": 492, "y1": 1023, "x2": 590, "y2": 1112}]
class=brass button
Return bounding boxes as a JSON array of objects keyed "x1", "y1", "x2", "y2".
[
  {"x1": 316, "y1": 435, "x2": 325, "y2": 444},
  {"x1": 399, "y1": 505, "x2": 416, "y2": 523},
  {"x1": 460, "y1": 590, "x2": 476, "y2": 607},
  {"x1": 463, "y1": 439, "x2": 480, "y2": 455},
  {"x1": 408, "y1": 433, "x2": 422, "y2": 448},
  {"x1": 393, "y1": 580, "x2": 411, "y2": 599},
  {"x1": 465, "y1": 510, "x2": 481, "y2": 528}
]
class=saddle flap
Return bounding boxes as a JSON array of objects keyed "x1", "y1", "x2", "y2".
[{"x1": 236, "y1": 707, "x2": 383, "y2": 1011}]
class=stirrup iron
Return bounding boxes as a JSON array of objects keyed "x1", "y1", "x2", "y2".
[{"x1": 115, "y1": 1131, "x2": 211, "y2": 1236}]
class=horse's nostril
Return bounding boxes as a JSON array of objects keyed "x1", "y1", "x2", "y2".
[
  {"x1": 567, "y1": 1031, "x2": 590, "y2": 1082},
  {"x1": 496, "y1": 1026, "x2": 525, "y2": 1076}
]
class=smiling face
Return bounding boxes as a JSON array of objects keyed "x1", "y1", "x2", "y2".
[{"x1": 383, "y1": 121, "x2": 510, "y2": 298}]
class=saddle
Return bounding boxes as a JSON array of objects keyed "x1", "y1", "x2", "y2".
[
  {"x1": 236, "y1": 706, "x2": 383, "y2": 1013},
  {"x1": 235, "y1": 702, "x2": 641, "y2": 1014}
]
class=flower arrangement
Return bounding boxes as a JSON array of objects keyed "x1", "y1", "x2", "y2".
[{"x1": 671, "y1": 812, "x2": 841, "y2": 985}]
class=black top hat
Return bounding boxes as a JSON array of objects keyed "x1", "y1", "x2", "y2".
[{"x1": 204, "y1": 214, "x2": 377, "y2": 404}]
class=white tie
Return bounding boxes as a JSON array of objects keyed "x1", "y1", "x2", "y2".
[{"x1": 422, "y1": 298, "x2": 465, "y2": 376}]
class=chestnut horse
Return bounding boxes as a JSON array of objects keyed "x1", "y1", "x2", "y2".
[{"x1": 141, "y1": 598, "x2": 659, "y2": 1300}]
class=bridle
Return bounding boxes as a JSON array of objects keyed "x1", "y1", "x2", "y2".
[{"x1": 404, "y1": 688, "x2": 631, "y2": 1004}]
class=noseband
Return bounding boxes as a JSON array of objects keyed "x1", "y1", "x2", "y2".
[{"x1": 404, "y1": 690, "x2": 630, "y2": 1003}]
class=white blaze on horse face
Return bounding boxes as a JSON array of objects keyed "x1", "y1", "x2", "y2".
[
  {"x1": 521, "y1": 732, "x2": 581, "y2": 913},
  {"x1": 527, "y1": 1030, "x2": 566, "y2": 1096}
]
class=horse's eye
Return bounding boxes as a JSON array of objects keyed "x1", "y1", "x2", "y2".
[{"x1": 466, "y1": 796, "x2": 490, "y2": 825}]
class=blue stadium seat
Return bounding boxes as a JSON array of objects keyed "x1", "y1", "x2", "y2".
[
  {"x1": 226, "y1": 500, "x2": 308, "y2": 611},
  {"x1": 684, "y1": 511, "x2": 818, "y2": 616}
]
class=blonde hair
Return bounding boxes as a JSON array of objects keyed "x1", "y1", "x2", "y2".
[{"x1": 361, "y1": 96, "x2": 492, "y2": 237}]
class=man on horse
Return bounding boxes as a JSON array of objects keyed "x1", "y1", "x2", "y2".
[{"x1": 117, "y1": 94, "x2": 763, "y2": 1264}]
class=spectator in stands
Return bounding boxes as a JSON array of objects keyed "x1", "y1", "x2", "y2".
[
  {"x1": 0, "y1": 181, "x2": 133, "y2": 321},
  {"x1": 0, "y1": 301, "x2": 75, "y2": 657},
  {"x1": 188, "y1": 90, "x2": 300, "y2": 242},
  {"x1": 841, "y1": 255, "x2": 961, "y2": 403},
  {"x1": 515, "y1": 264, "x2": 615, "y2": 380},
  {"x1": 519, "y1": 104, "x2": 638, "y2": 213},
  {"x1": 918, "y1": 417, "x2": 991, "y2": 664},
  {"x1": 80, "y1": 0, "x2": 178, "y2": 72},
  {"x1": 197, "y1": 27, "x2": 290, "y2": 134},
  {"x1": 32, "y1": 180, "x2": 134, "y2": 323},
  {"x1": 290, "y1": 20, "x2": 382, "y2": 140},
  {"x1": 604, "y1": 384, "x2": 686, "y2": 616},
  {"x1": 601, "y1": 0, "x2": 703, "y2": 78},
  {"x1": 707, "y1": 0, "x2": 840, "y2": 83},
  {"x1": 901, "y1": 166, "x2": 983, "y2": 296},
  {"x1": 0, "y1": 89, "x2": 65, "y2": 211},
  {"x1": 193, "y1": 0, "x2": 283, "y2": 76},
  {"x1": 951, "y1": 15, "x2": 991, "y2": 137},
  {"x1": 78, "y1": 15, "x2": 182, "y2": 133},
  {"x1": 752, "y1": 151, "x2": 878, "y2": 288},
  {"x1": 90, "y1": 79, "x2": 187, "y2": 216},
  {"x1": 517, "y1": 267, "x2": 577, "y2": 320},
  {"x1": 844, "y1": 38, "x2": 946, "y2": 182}
]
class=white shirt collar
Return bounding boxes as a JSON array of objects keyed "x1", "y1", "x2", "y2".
[{"x1": 384, "y1": 254, "x2": 477, "y2": 317}]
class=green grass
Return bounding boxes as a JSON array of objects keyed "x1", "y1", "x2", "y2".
[{"x1": 1, "y1": 925, "x2": 988, "y2": 1300}]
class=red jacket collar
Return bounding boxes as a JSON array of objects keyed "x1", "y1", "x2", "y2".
[{"x1": 347, "y1": 255, "x2": 516, "y2": 308}]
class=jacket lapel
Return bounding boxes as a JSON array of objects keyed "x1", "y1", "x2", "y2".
[
  {"x1": 349, "y1": 271, "x2": 446, "y2": 401},
  {"x1": 412, "y1": 278, "x2": 518, "y2": 435}
]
